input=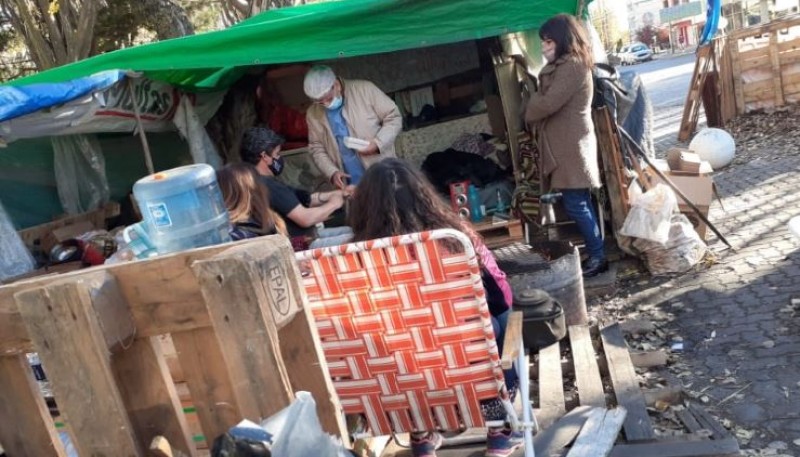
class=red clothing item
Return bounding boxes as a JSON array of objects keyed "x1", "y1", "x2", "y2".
[{"x1": 269, "y1": 104, "x2": 309, "y2": 144}]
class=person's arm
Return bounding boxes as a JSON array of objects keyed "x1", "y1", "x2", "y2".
[
  {"x1": 525, "y1": 60, "x2": 586, "y2": 123},
  {"x1": 309, "y1": 189, "x2": 349, "y2": 207},
  {"x1": 306, "y1": 110, "x2": 342, "y2": 179},
  {"x1": 364, "y1": 81, "x2": 402, "y2": 155},
  {"x1": 285, "y1": 192, "x2": 344, "y2": 228}
]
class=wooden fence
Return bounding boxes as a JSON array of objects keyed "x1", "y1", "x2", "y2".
[
  {"x1": 726, "y1": 15, "x2": 800, "y2": 115},
  {"x1": 0, "y1": 236, "x2": 346, "y2": 456}
]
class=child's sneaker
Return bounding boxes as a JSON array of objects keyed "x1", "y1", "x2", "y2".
[
  {"x1": 410, "y1": 432, "x2": 443, "y2": 457},
  {"x1": 485, "y1": 428, "x2": 522, "y2": 457}
]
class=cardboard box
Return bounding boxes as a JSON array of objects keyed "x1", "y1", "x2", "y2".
[
  {"x1": 678, "y1": 152, "x2": 702, "y2": 173},
  {"x1": 42, "y1": 221, "x2": 96, "y2": 252},
  {"x1": 654, "y1": 171, "x2": 714, "y2": 240}
]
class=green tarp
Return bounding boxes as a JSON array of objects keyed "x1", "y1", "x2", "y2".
[{"x1": 9, "y1": 0, "x2": 586, "y2": 91}]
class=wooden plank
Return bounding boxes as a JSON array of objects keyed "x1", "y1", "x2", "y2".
[
  {"x1": 112, "y1": 337, "x2": 196, "y2": 456},
  {"x1": 172, "y1": 327, "x2": 242, "y2": 445},
  {"x1": 739, "y1": 52, "x2": 771, "y2": 71},
  {"x1": 629, "y1": 350, "x2": 668, "y2": 368},
  {"x1": 569, "y1": 325, "x2": 605, "y2": 407},
  {"x1": 0, "y1": 237, "x2": 276, "y2": 355},
  {"x1": 675, "y1": 407, "x2": 704, "y2": 433},
  {"x1": 501, "y1": 312, "x2": 523, "y2": 369},
  {"x1": 730, "y1": 42, "x2": 746, "y2": 114},
  {"x1": 737, "y1": 45, "x2": 770, "y2": 62},
  {"x1": 565, "y1": 407, "x2": 627, "y2": 457},
  {"x1": 537, "y1": 341, "x2": 566, "y2": 429},
  {"x1": 729, "y1": 16, "x2": 800, "y2": 40},
  {"x1": 600, "y1": 324, "x2": 655, "y2": 441},
  {"x1": 15, "y1": 280, "x2": 140, "y2": 456},
  {"x1": 609, "y1": 437, "x2": 740, "y2": 457},
  {"x1": 777, "y1": 36, "x2": 800, "y2": 53},
  {"x1": 769, "y1": 32, "x2": 786, "y2": 107},
  {"x1": 533, "y1": 405, "x2": 594, "y2": 457},
  {"x1": 192, "y1": 242, "x2": 295, "y2": 424},
  {"x1": 687, "y1": 403, "x2": 734, "y2": 439},
  {"x1": 592, "y1": 107, "x2": 629, "y2": 235},
  {"x1": 16, "y1": 201, "x2": 120, "y2": 249},
  {"x1": 642, "y1": 386, "x2": 684, "y2": 407},
  {"x1": 268, "y1": 238, "x2": 350, "y2": 441},
  {"x1": 0, "y1": 355, "x2": 66, "y2": 457},
  {"x1": 781, "y1": 47, "x2": 800, "y2": 66}
]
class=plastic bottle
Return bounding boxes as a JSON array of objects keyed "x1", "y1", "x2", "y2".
[
  {"x1": 495, "y1": 189, "x2": 507, "y2": 215},
  {"x1": 468, "y1": 185, "x2": 483, "y2": 222}
]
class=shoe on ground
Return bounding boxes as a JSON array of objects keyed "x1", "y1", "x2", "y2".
[
  {"x1": 410, "y1": 432, "x2": 443, "y2": 457},
  {"x1": 485, "y1": 428, "x2": 523, "y2": 457},
  {"x1": 582, "y1": 257, "x2": 609, "y2": 278}
]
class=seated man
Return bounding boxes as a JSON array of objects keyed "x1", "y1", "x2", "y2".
[{"x1": 240, "y1": 126, "x2": 353, "y2": 248}]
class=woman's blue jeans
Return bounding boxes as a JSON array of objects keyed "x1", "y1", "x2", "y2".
[{"x1": 560, "y1": 189, "x2": 605, "y2": 261}]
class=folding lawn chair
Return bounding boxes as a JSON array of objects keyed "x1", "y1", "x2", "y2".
[{"x1": 296, "y1": 229, "x2": 536, "y2": 456}]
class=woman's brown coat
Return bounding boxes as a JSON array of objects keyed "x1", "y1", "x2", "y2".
[{"x1": 525, "y1": 55, "x2": 601, "y2": 190}]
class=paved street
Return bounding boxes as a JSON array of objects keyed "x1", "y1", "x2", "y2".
[{"x1": 614, "y1": 52, "x2": 800, "y2": 452}]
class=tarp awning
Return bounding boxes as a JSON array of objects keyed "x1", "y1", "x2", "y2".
[{"x1": 6, "y1": 0, "x2": 585, "y2": 92}]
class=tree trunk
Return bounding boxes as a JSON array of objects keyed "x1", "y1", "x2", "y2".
[{"x1": 132, "y1": 0, "x2": 194, "y2": 40}]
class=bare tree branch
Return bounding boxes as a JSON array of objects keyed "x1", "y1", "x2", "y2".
[{"x1": 6, "y1": 0, "x2": 57, "y2": 68}]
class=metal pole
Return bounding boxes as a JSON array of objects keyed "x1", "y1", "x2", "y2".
[{"x1": 128, "y1": 78, "x2": 155, "y2": 176}]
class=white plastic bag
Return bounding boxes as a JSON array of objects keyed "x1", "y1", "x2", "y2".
[
  {"x1": 0, "y1": 199, "x2": 35, "y2": 281},
  {"x1": 619, "y1": 183, "x2": 678, "y2": 244},
  {"x1": 633, "y1": 214, "x2": 708, "y2": 275},
  {"x1": 262, "y1": 392, "x2": 349, "y2": 457}
]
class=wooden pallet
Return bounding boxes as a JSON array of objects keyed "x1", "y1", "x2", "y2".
[
  {"x1": 381, "y1": 324, "x2": 739, "y2": 457},
  {"x1": 0, "y1": 236, "x2": 348, "y2": 456},
  {"x1": 473, "y1": 218, "x2": 524, "y2": 249},
  {"x1": 678, "y1": 44, "x2": 715, "y2": 142}
]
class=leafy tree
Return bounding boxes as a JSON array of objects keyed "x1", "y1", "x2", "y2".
[
  {"x1": 589, "y1": 2, "x2": 625, "y2": 52},
  {"x1": 0, "y1": 0, "x2": 195, "y2": 80},
  {"x1": 221, "y1": 0, "x2": 308, "y2": 25}
]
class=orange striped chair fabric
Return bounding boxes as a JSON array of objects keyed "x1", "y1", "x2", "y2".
[{"x1": 296, "y1": 229, "x2": 510, "y2": 436}]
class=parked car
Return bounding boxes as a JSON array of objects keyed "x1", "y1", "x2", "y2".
[{"x1": 619, "y1": 43, "x2": 653, "y2": 64}]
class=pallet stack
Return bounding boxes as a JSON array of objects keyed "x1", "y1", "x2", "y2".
[{"x1": 0, "y1": 236, "x2": 346, "y2": 456}]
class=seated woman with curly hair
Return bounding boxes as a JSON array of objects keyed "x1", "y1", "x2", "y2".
[{"x1": 347, "y1": 158, "x2": 520, "y2": 457}]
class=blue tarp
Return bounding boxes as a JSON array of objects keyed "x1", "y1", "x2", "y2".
[{"x1": 0, "y1": 70, "x2": 125, "y2": 123}]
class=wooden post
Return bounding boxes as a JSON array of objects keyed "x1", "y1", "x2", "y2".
[
  {"x1": 769, "y1": 31, "x2": 786, "y2": 108},
  {"x1": 15, "y1": 274, "x2": 141, "y2": 457},
  {"x1": 730, "y1": 38, "x2": 746, "y2": 114},
  {"x1": 192, "y1": 236, "x2": 348, "y2": 442},
  {"x1": 0, "y1": 355, "x2": 66, "y2": 457},
  {"x1": 191, "y1": 240, "x2": 295, "y2": 423},
  {"x1": 171, "y1": 327, "x2": 242, "y2": 444},
  {"x1": 112, "y1": 337, "x2": 196, "y2": 456}
]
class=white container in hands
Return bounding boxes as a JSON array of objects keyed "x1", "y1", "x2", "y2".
[{"x1": 343, "y1": 136, "x2": 371, "y2": 152}]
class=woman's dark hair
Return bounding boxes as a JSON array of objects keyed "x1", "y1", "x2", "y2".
[
  {"x1": 539, "y1": 14, "x2": 594, "y2": 70},
  {"x1": 347, "y1": 158, "x2": 481, "y2": 248}
]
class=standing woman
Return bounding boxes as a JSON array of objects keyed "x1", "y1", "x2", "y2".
[{"x1": 525, "y1": 14, "x2": 608, "y2": 278}]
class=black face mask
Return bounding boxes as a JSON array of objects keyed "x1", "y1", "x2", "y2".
[{"x1": 268, "y1": 155, "x2": 285, "y2": 176}]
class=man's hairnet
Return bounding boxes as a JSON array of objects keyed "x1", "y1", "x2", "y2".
[{"x1": 304, "y1": 65, "x2": 337, "y2": 100}]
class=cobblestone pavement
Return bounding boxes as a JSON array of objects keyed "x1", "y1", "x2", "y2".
[{"x1": 611, "y1": 114, "x2": 800, "y2": 453}]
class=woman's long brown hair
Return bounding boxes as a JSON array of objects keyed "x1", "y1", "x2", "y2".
[
  {"x1": 348, "y1": 158, "x2": 481, "y2": 250},
  {"x1": 217, "y1": 163, "x2": 287, "y2": 236},
  {"x1": 539, "y1": 14, "x2": 594, "y2": 70}
]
